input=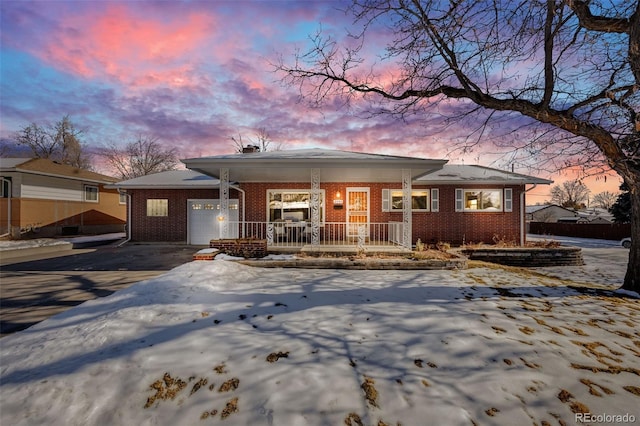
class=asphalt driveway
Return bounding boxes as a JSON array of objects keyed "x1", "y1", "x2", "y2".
[{"x1": 0, "y1": 244, "x2": 198, "y2": 337}]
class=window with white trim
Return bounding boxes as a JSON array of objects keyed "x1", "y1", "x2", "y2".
[
  {"x1": 84, "y1": 185, "x2": 99, "y2": 202},
  {"x1": 267, "y1": 190, "x2": 325, "y2": 222},
  {"x1": 455, "y1": 189, "x2": 507, "y2": 212},
  {"x1": 382, "y1": 189, "x2": 430, "y2": 211},
  {"x1": 0, "y1": 177, "x2": 10, "y2": 198},
  {"x1": 147, "y1": 199, "x2": 168, "y2": 217}
]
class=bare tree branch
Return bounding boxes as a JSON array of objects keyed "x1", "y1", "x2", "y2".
[
  {"x1": 274, "y1": 0, "x2": 640, "y2": 290},
  {"x1": 101, "y1": 135, "x2": 179, "y2": 179}
]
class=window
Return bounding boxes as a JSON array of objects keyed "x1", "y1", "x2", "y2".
[
  {"x1": 382, "y1": 189, "x2": 430, "y2": 211},
  {"x1": 0, "y1": 177, "x2": 10, "y2": 198},
  {"x1": 456, "y1": 189, "x2": 506, "y2": 212},
  {"x1": 147, "y1": 199, "x2": 168, "y2": 216},
  {"x1": 267, "y1": 190, "x2": 325, "y2": 222},
  {"x1": 190, "y1": 201, "x2": 238, "y2": 210},
  {"x1": 84, "y1": 185, "x2": 99, "y2": 202}
]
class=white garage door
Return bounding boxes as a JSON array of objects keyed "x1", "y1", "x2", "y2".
[{"x1": 188, "y1": 199, "x2": 239, "y2": 245}]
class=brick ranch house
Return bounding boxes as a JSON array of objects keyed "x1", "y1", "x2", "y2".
[
  {"x1": 112, "y1": 148, "x2": 552, "y2": 249},
  {"x1": 1, "y1": 158, "x2": 126, "y2": 238}
]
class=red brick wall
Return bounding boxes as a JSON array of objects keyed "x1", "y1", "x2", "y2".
[
  {"x1": 240, "y1": 182, "x2": 524, "y2": 245},
  {"x1": 129, "y1": 183, "x2": 524, "y2": 244},
  {"x1": 128, "y1": 188, "x2": 241, "y2": 242}
]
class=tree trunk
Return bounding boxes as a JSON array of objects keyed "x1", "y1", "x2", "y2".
[{"x1": 622, "y1": 183, "x2": 640, "y2": 293}]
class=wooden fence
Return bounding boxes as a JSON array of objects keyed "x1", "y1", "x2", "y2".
[{"x1": 528, "y1": 222, "x2": 631, "y2": 241}]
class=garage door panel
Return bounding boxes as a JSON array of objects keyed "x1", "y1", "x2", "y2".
[{"x1": 188, "y1": 199, "x2": 238, "y2": 245}]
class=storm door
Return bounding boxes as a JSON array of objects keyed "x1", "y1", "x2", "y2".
[{"x1": 346, "y1": 188, "x2": 369, "y2": 239}]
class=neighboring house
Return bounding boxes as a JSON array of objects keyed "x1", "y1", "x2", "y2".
[
  {"x1": 527, "y1": 204, "x2": 614, "y2": 225},
  {"x1": 526, "y1": 204, "x2": 578, "y2": 223},
  {"x1": 577, "y1": 207, "x2": 614, "y2": 224},
  {"x1": 114, "y1": 149, "x2": 552, "y2": 248},
  {"x1": 0, "y1": 158, "x2": 126, "y2": 238}
]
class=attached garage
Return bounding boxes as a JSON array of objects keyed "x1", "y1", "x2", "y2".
[
  {"x1": 110, "y1": 170, "x2": 243, "y2": 243},
  {"x1": 187, "y1": 199, "x2": 239, "y2": 244}
]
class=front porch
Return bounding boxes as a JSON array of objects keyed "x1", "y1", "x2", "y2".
[{"x1": 221, "y1": 221, "x2": 410, "y2": 254}]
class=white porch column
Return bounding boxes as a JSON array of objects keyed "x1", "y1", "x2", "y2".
[
  {"x1": 310, "y1": 168, "x2": 320, "y2": 245},
  {"x1": 219, "y1": 167, "x2": 229, "y2": 239},
  {"x1": 402, "y1": 168, "x2": 412, "y2": 250}
]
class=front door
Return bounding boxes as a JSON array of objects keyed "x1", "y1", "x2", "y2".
[{"x1": 346, "y1": 188, "x2": 369, "y2": 239}]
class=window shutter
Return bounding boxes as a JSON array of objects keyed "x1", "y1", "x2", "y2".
[
  {"x1": 382, "y1": 189, "x2": 390, "y2": 212},
  {"x1": 455, "y1": 189, "x2": 464, "y2": 212},
  {"x1": 504, "y1": 188, "x2": 513, "y2": 212},
  {"x1": 431, "y1": 188, "x2": 439, "y2": 212}
]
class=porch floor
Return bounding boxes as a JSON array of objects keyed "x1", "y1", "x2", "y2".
[{"x1": 268, "y1": 243, "x2": 411, "y2": 256}]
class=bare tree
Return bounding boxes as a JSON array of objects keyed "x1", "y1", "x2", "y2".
[
  {"x1": 102, "y1": 135, "x2": 179, "y2": 179},
  {"x1": 231, "y1": 128, "x2": 280, "y2": 153},
  {"x1": 550, "y1": 179, "x2": 590, "y2": 209},
  {"x1": 13, "y1": 115, "x2": 91, "y2": 169},
  {"x1": 53, "y1": 116, "x2": 92, "y2": 169},
  {"x1": 275, "y1": 1, "x2": 640, "y2": 292},
  {"x1": 591, "y1": 191, "x2": 619, "y2": 210}
]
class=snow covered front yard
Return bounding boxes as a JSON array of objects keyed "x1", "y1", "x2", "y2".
[{"x1": 1, "y1": 249, "x2": 638, "y2": 425}]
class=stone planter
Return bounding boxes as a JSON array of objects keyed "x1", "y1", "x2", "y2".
[
  {"x1": 210, "y1": 238, "x2": 267, "y2": 258},
  {"x1": 461, "y1": 246, "x2": 583, "y2": 267}
]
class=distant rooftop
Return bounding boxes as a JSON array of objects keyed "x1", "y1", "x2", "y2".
[{"x1": 0, "y1": 157, "x2": 118, "y2": 183}]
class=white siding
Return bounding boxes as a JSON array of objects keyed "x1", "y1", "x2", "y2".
[{"x1": 20, "y1": 174, "x2": 83, "y2": 201}]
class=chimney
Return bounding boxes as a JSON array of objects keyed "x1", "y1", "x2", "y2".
[{"x1": 242, "y1": 145, "x2": 260, "y2": 154}]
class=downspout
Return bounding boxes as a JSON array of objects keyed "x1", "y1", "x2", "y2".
[
  {"x1": 0, "y1": 177, "x2": 11, "y2": 238},
  {"x1": 230, "y1": 184, "x2": 246, "y2": 238},
  {"x1": 117, "y1": 190, "x2": 131, "y2": 247},
  {"x1": 521, "y1": 184, "x2": 538, "y2": 246}
]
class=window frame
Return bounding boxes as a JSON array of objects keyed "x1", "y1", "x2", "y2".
[
  {"x1": 0, "y1": 177, "x2": 10, "y2": 198},
  {"x1": 146, "y1": 198, "x2": 169, "y2": 217},
  {"x1": 84, "y1": 185, "x2": 99, "y2": 203},
  {"x1": 382, "y1": 189, "x2": 431, "y2": 212},
  {"x1": 266, "y1": 189, "x2": 325, "y2": 223},
  {"x1": 456, "y1": 188, "x2": 508, "y2": 212}
]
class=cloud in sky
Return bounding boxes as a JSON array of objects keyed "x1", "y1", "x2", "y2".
[{"x1": 0, "y1": 0, "x2": 622, "y2": 200}]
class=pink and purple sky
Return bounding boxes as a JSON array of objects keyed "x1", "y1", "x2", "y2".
[{"x1": 0, "y1": 0, "x2": 622, "y2": 203}]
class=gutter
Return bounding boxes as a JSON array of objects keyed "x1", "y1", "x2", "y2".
[
  {"x1": 117, "y1": 190, "x2": 132, "y2": 247},
  {"x1": 521, "y1": 184, "x2": 538, "y2": 246}
]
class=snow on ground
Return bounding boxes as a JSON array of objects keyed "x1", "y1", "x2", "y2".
[
  {"x1": 0, "y1": 238, "x2": 71, "y2": 251},
  {"x1": 0, "y1": 233, "x2": 125, "y2": 251},
  {"x1": 1, "y1": 249, "x2": 639, "y2": 426}
]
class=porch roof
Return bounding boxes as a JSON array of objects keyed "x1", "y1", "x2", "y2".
[
  {"x1": 416, "y1": 164, "x2": 553, "y2": 185},
  {"x1": 182, "y1": 148, "x2": 447, "y2": 183}
]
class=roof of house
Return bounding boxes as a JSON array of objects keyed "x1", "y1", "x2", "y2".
[
  {"x1": 109, "y1": 170, "x2": 218, "y2": 189},
  {"x1": 417, "y1": 164, "x2": 553, "y2": 185},
  {"x1": 0, "y1": 158, "x2": 118, "y2": 184},
  {"x1": 182, "y1": 148, "x2": 448, "y2": 183},
  {"x1": 525, "y1": 204, "x2": 575, "y2": 214}
]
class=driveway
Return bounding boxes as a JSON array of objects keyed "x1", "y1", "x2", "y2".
[{"x1": 0, "y1": 244, "x2": 198, "y2": 337}]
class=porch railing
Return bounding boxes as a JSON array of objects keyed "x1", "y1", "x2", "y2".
[{"x1": 225, "y1": 221, "x2": 405, "y2": 248}]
